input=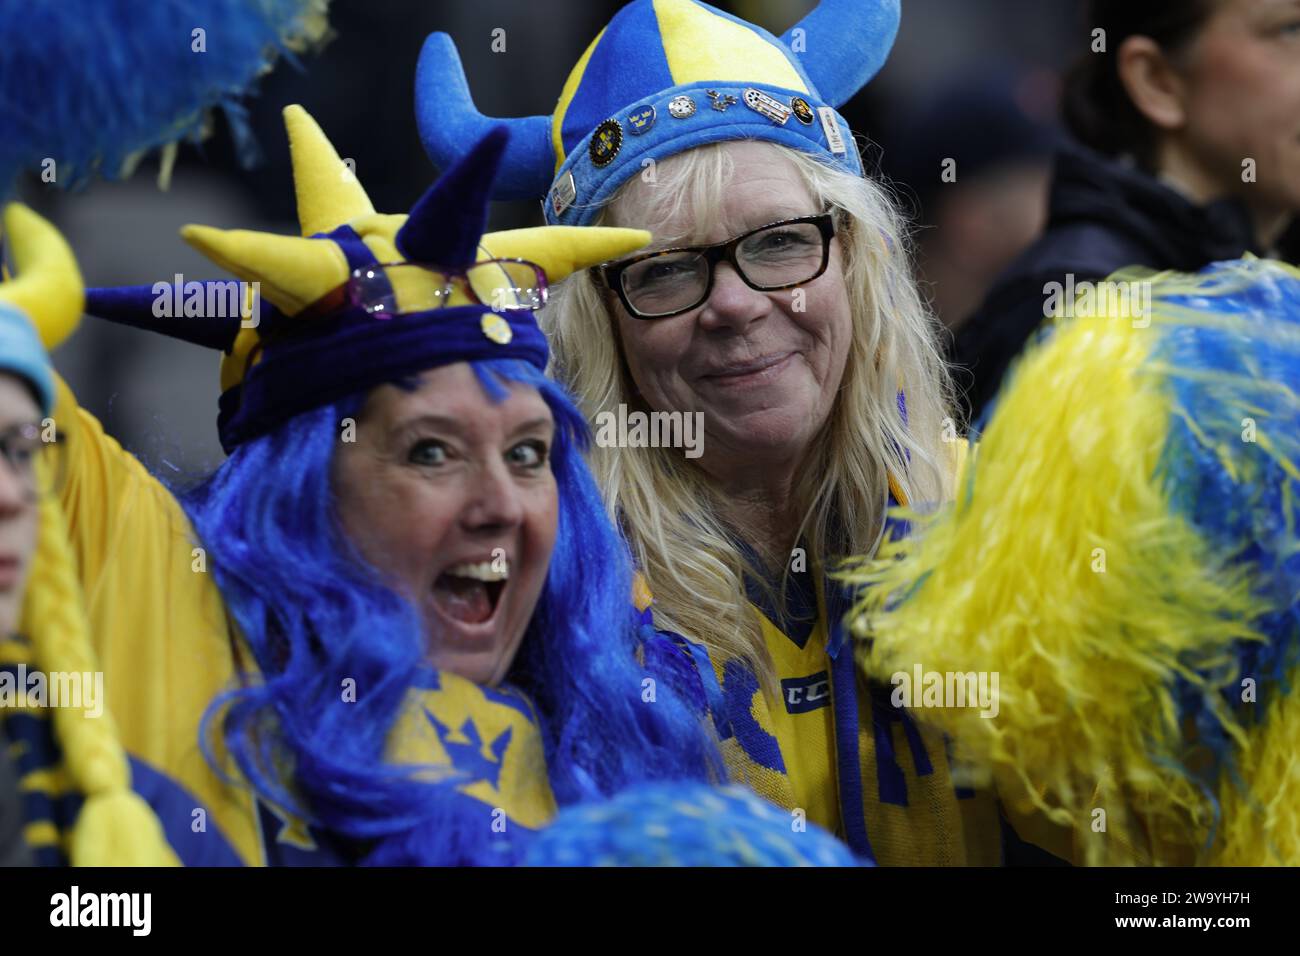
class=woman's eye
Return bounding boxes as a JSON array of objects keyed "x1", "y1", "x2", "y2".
[
  {"x1": 630, "y1": 258, "x2": 694, "y2": 288},
  {"x1": 507, "y1": 440, "x2": 548, "y2": 469},
  {"x1": 408, "y1": 439, "x2": 449, "y2": 466},
  {"x1": 754, "y1": 230, "x2": 809, "y2": 253},
  {"x1": 6, "y1": 438, "x2": 39, "y2": 469}
]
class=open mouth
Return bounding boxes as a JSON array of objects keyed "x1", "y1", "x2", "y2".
[{"x1": 431, "y1": 559, "x2": 508, "y2": 626}]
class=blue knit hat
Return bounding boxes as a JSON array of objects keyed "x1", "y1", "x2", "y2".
[
  {"x1": 0, "y1": 303, "x2": 54, "y2": 414},
  {"x1": 417, "y1": 0, "x2": 900, "y2": 226}
]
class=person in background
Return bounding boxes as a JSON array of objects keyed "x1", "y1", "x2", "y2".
[
  {"x1": 954, "y1": 0, "x2": 1300, "y2": 423},
  {"x1": 0, "y1": 299, "x2": 45, "y2": 869},
  {"x1": 884, "y1": 66, "x2": 1059, "y2": 334},
  {"x1": 0, "y1": 211, "x2": 176, "y2": 866}
]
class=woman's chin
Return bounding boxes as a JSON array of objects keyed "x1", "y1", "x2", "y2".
[
  {"x1": 423, "y1": 614, "x2": 528, "y2": 687},
  {"x1": 704, "y1": 408, "x2": 823, "y2": 463}
]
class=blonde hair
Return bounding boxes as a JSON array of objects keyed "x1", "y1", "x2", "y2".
[{"x1": 543, "y1": 142, "x2": 958, "y2": 687}]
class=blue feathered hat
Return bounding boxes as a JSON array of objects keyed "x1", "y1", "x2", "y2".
[
  {"x1": 82, "y1": 107, "x2": 650, "y2": 453},
  {"x1": 416, "y1": 0, "x2": 900, "y2": 225}
]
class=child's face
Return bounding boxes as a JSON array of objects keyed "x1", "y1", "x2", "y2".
[{"x1": 0, "y1": 374, "x2": 42, "y2": 636}]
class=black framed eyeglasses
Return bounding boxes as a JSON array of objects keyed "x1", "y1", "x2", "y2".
[{"x1": 594, "y1": 213, "x2": 836, "y2": 320}]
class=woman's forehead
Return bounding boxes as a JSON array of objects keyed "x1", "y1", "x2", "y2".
[
  {"x1": 0, "y1": 373, "x2": 41, "y2": 421},
  {"x1": 365, "y1": 364, "x2": 551, "y2": 428},
  {"x1": 613, "y1": 143, "x2": 817, "y2": 245}
]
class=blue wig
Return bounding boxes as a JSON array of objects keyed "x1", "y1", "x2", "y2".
[{"x1": 181, "y1": 358, "x2": 721, "y2": 865}]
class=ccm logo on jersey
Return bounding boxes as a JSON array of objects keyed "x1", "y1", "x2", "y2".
[{"x1": 782, "y1": 671, "x2": 830, "y2": 714}]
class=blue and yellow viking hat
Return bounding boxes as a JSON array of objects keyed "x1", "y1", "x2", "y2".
[
  {"x1": 417, "y1": 0, "x2": 900, "y2": 225},
  {"x1": 0, "y1": 206, "x2": 82, "y2": 414},
  {"x1": 85, "y1": 106, "x2": 651, "y2": 452}
]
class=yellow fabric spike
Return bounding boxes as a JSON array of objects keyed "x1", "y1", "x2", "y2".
[
  {"x1": 844, "y1": 309, "x2": 1266, "y2": 866},
  {"x1": 0, "y1": 204, "x2": 84, "y2": 349},
  {"x1": 283, "y1": 104, "x2": 375, "y2": 237},
  {"x1": 21, "y1": 472, "x2": 178, "y2": 866},
  {"x1": 479, "y1": 226, "x2": 651, "y2": 282},
  {"x1": 180, "y1": 225, "x2": 350, "y2": 316}
]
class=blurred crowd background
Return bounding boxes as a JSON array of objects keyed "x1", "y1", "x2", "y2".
[{"x1": 13, "y1": 0, "x2": 1080, "y2": 476}]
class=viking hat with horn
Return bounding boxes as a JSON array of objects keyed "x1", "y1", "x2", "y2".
[
  {"x1": 0, "y1": 205, "x2": 83, "y2": 413},
  {"x1": 416, "y1": 0, "x2": 900, "y2": 226},
  {"x1": 85, "y1": 106, "x2": 650, "y2": 453}
]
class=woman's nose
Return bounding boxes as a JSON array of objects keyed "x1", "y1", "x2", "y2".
[
  {"x1": 460, "y1": 459, "x2": 524, "y2": 531},
  {"x1": 0, "y1": 460, "x2": 30, "y2": 515},
  {"x1": 697, "y1": 261, "x2": 769, "y2": 332}
]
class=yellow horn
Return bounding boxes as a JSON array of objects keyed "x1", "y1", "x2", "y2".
[
  {"x1": 284, "y1": 104, "x2": 375, "y2": 237},
  {"x1": 181, "y1": 225, "x2": 351, "y2": 316},
  {"x1": 478, "y1": 226, "x2": 651, "y2": 283},
  {"x1": 0, "y1": 204, "x2": 85, "y2": 350}
]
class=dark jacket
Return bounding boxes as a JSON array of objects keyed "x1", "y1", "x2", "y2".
[{"x1": 953, "y1": 142, "x2": 1300, "y2": 423}]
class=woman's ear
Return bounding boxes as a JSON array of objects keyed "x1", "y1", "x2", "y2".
[{"x1": 1116, "y1": 34, "x2": 1190, "y2": 132}]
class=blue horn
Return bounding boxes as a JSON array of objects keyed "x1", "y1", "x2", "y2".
[
  {"x1": 415, "y1": 32, "x2": 556, "y2": 201},
  {"x1": 781, "y1": 0, "x2": 901, "y2": 107}
]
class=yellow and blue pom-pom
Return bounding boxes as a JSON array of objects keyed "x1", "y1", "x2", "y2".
[
  {"x1": 846, "y1": 258, "x2": 1300, "y2": 865},
  {"x1": 523, "y1": 783, "x2": 864, "y2": 866},
  {"x1": 0, "y1": 0, "x2": 330, "y2": 193}
]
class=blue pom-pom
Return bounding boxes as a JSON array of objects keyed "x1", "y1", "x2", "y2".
[
  {"x1": 523, "y1": 782, "x2": 866, "y2": 866},
  {"x1": 0, "y1": 0, "x2": 328, "y2": 193}
]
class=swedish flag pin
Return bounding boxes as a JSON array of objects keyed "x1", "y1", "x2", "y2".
[{"x1": 590, "y1": 118, "x2": 623, "y2": 168}]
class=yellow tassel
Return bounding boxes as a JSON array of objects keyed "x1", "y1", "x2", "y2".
[{"x1": 20, "y1": 472, "x2": 178, "y2": 866}]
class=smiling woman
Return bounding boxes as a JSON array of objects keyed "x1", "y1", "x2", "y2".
[
  {"x1": 35, "y1": 107, "x2": 723, "y2": 866},
  {"x1": 416, "y1": 0, "x2": 1074, "y2": 866},
  {"x1": 333, "y1": 364, "x2": 560, "y2": 687}
]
